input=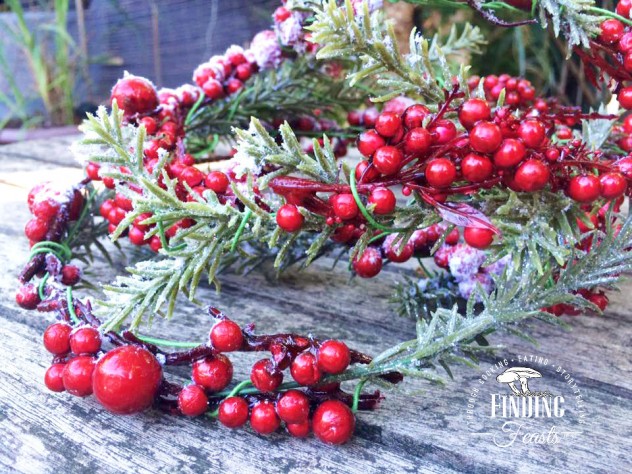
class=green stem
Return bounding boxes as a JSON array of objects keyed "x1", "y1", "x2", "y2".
[
  {"x1": 208, "y1": 380, "x2": 253, "y2": 418},
  {"x1": 230, "y1": 208, "x2": 253, "y2": 252},
  {"x1": 352, "y1": 379, "x2": 367, "y2": 413},
  {"x1": 156, "y1": 221, "x2": 187, "y2": 252},
  {"x1": 349, "y1": 171, "x2": 407, "y2": 234},
  {"x1": 135, "y1": 335, "x2": 203, "y2": 348},
  {"x1": 587, "y1": 7, "x2": 632, "y2": 28},
  {"x1": 66, "y1": 286, "x2": 80, "y2": 324}
]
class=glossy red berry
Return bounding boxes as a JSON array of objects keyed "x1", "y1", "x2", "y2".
[
  {"x1": 368, "y1": 187, "x2": 396, "y2": 215},
  {"x1": 276, "y1": 390, "x2": 310, "y2": 424},
  {"x1": 330, "y1": 193, "x2": 359, "y2": 220},
  {"x1": 430, "y1": 119, "x2": 457, "y2": 145},
  {"x1": 373, "y1": 146, "x2": 403, "y2": 176},
  {"x1": 15, "y1": 283, "x2": 41, "y2": 310},
  {"x1": 192, "y1": 355, "x2": 232, "y2": 392},
  {"x1": 464, "y1": 227, "x2": 495, "y2": 249},
  {"x1": 425, "y1": 158, "x2": 457, "y2": 188},
  {"x1": 317, "y1": 340, "x2": 351, "y2": 374},
  {"x1": 513, "y1": 159, "x2": 550, "y2": 192},
  {"x1": 202, "y1": 79, "x2": 224, "y2": 100},
  {"x1": 110, "y1": 75, "x2": 158, "y2": 117},
  {"x1": 286, "y1": 420, "x2": 311, "y2": 438},
  {"x1": 617, "y1": 0, "x2": 632, "y2": 18},
  {"x1": 458, "y1": 98, "x2": 491, "y2": 129},
  {"x1": 404, "y1": 127, "x2": 432, "y2": 155},
  {"x1": 128, "y1": 226, "x2": 147, "y2": 246},
  {"x1": 70, "y1": 327, "x2": 101, "y2": 354},
  {"x1": 45, "y1": 363, "x2": 66, "y2": 392},
  {"x1": 599, "y1": 172, "x2": 627, "y2": 199},
  {"x1": 493, "y1": 138, "x2": 526, "y2": 168},
  {"x1": 251, "y1": 359, "x2": 283, "y2": 392},
  {"x1": 403, "y1": 104, "x2": 430, "y2": 128},
  {"x1": 218, "y1": 396, "x2": 249, "y2": 428},
  {"x1": 600, "y1": 19, "x2": 625, "y2": 44},
  {"x1": 618, "y1": 87, "x2": 632, "y2": 110},
  {"x1": 24, "y1": 218, "x2": 48, "y2": 242},
  {"x1": 61, "y1": 265, "x2": 81, "y2": 286},
  {"x1": 205, "y1": 171, "x2": 230, "y2": 193},
  {"x1": 375, "y1": 112, "x2": 402, "y2": 137},
  {"x1": 31, "y1": 198, "x2": 60, "y2": 222},
  {"x1": 43, "y1": 323, "x2": 72, "y2": 355},
  {"x1": 291, "y1": 352, "x2": 322, "y2": 385},
  {"x1": 312, "y1": 400, "x2": 355, "y2": 445},
  {"x1": 357, "y1": 130, "x2": 386, "y2": 157},
  {"x1": 250, "y1": 401, "x2": 281, "y2": 435},
  {"x1": 385, "y1": 239, "x2": 414, "y2": 263},
  {"x1": 139, "y1": 116, "x2": 158, "y2": 135},
  {"x1": 355, "y1": 161, "x2": 380, "y2": 183},
  {"x1": 178, "y1": 384, "x2": 208, "y2": 417},
  {"x1": 470, "y1": 121, "x2": 502, "y2": 154},
  {"x1": 461, "y1": 153, "x2": 493, "y2": 183},
  {"x1": 210, "y1": 320, "x2": 243, "y2": 352},
  {"x1": 352, "y1": 246, "x2": 383, "y2": 278},
  {"x1": 567, "y1": 175, "x2": 602, "y2": 203},
  {"x1": 276, "y1": 204, "x2": 304, "y2": 233},
  {"x1": 63, "y1": 356, "x2": 95, "y2": 397},
  {"x1": 588, "y1": 292, "x2": 609, "y2": 312},
  {"x1": 518, "y1": 119, "x2": 546, "y2": 148}
]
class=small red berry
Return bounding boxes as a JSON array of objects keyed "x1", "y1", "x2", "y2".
[
  {"x1": 373, "y1": 146, "x2": 403, "y2": 176},
  {"x1": 210, "y1": 320, "x2": 243, "y2": 352},
  {"x1": 15, "y1": 283, "x2": 41, "y2": 310},
  {"x1": 330, "y1": 193, "x2": 359, "y2": 220},
  {"x1": 461, "y1": 153, "x2": 493, "y2": 183},
  {"x1": 290, "y1": 352, "x2": 322, "y2": 386},
  {"x1": 513, "y1": 159, "x2": 550, "y2": 192},
  {"x1": 458, "y1": 98, "x2": 491, "y2": 129},
  {"x1": 276, "y1": 204, "x2": 304, "y2": 233},
  {"x1": 63, "y1": 356, "x2": 95, "y2": 397},
  {"x1": 470, "y1": 121, "x2": 502, "y2": 154},
  {"x1": 178, "y1": 384, "x2": 208, "y2": 417},
  {"x1": 110, "y1": 75, "x2": 158, "y2": 117},
  {"x1": 317, "y1": 340, "x2": 351, "y2": 374},
  {"x1": 43, "y1": 323, "x2": 72, "y2": 355},
  {"x1": 86, "y1": 162, "x2": 101, "y2": 181},
  {"x1": 218, "y1": 396, "x2": 250, "y2": 428},
  {"x1": 70, "y1": 327, "x2": 101, "y2": 354},
  {"x1": 45, "y1": 363, "x2": 66, "y2": 392},
  {"x1": 286, "y1": 421, "x2": 311, "y2": 438},
  {"x1": 404, "y1": 127, "x2": 432, "y2": 155},
  {"x1": 312, "y1": 400, "x2": 355, "y2": 445},
  {"x1": 225, "y1": 78, "x2": 243, "y2": 95},
  {"x1": 250, "y1": 401, "x2": 281, "y2": 435},
  {"x1": 464, "y1": 227, "x2": 495, "y2": 249},
  {"x1": 203, "y1": 79, "x2": 224, "y2": 100},
  {"x1": 24, "y1": 219, "x2": 48, "y2": 242},
  {"x1": 61, "y1": 265, "x2": 81, "y2": 286},
  {"x1": 128, "y1": 226, "x2": 147, "y2": 246},
  {"x1": 518, "y1": 119, "x2": 546, "y2": 148},
  {"x1": 619, "y1": 87, "x2": 632, "y2": 110},
  {"x1": 357, "y1": 130, "x2": 386, "y2": 157},
  {"x1": 355, "y1": 161, "x2": 380, "y2": 183},
  {"x1": 425, "y1": 158, "x2": 457, "y2": 188},
  {"x1": 375, "y1": 112, "x2": 402, "y2": 137},
  {"x1": 251, "y1": 359, "x2": 283, "y2": 392},
  {"x1": 139, "y1": 116, "x2": 158, "y2": 135},
  {"x1": 368, "y1": 187, "x2": 396, "y2": 215},
  {"x1": 352, "y1": 246, "x2": 383, "y2": 278},
  {"x1": 403, "y1": 104, "x2": 430, "y2": 128},
  {"x1": 600, "y1": 19, "x2": 625, "y2": 44},
  {"x1": 276, "y1": 390, "x2": 310, "y2": 424},
  {"x1": 192, "y1": 355, "x2": 233, "y2": 392},
  {"x1": 567, "y1": 175, "x2": 602, "y2": 203},
  {"x1": 493, "y1": 138, "x2": 526, "y2": 168},
  {"x1": 430, "y1": 119, "x2": 457, "y2": 145},
  {"x1": 599, "y1": 172, "x2": 627, "y2": 199},
  {"x1": 205, "y1": 171, "x2": 230, "y2": 193},
  {"x1": 588, "y1": 292, "x2": 609, "y2": 312}
]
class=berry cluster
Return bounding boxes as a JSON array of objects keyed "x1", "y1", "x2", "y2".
[{"x1": 468, "y1": 74, "x2": 537, "y2": 109}]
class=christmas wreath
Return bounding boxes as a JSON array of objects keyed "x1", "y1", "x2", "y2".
[{"x1": 15, "y1": 0, "x2": 632, "y2": 445}]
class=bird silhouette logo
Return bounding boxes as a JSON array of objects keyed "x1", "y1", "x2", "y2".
[{"x1": 496, "y1": 367, "x2": 542, "y2": 395}]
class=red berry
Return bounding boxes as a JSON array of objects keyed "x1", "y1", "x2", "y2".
[
  {"x1": 403, "y1": 104, "x2": 430, "y2": 128},
  {"x1": 70, "y1": 327, "x2": 101, "y2": 354},
  {"x1": 312, "y1": 400, "x2": 355, "y2": 445},
  {"x1": 276, "y1": 204, "x2": 304, "y2": 232},
  {"x1": 86, "y1": 162, "x2": 101, "y2": 181},
  {"x1": 600, "y1": 172, "x2": 627, "y2": 199},
  {"x1": 24, "y1": 218, "x2": 48, "y2": 242},
  {"x1": 45, "y1": 363, "x2": 66, "y2": 392},
  {"x1": 588, "y1": 292, "x2": 609, "y2": 312},
  {"x1": 373, "y1": 146, "x2": 403, "y2": 176},
  {"x1": 470, "y1": 121, "x2": 502, "y2": 154},
  {"x1": 430, "y1": 119, "x2": 457, "y2": 145},
  {"x1": 355, "y1": 161, "x2": 379, "y2": 183},
  {"x1": 385, "y1": 238, "x2": 414, "y2": 263},
  {"x1": 331, "y1": 193, "x2": 359, "y2": 220},
  {"x1": 518, "y1": 119, "x2": 546, "y2": 148},
  {"x1": 218, "y1": 396, "x2": 250, "y2": 428},
  {"x1": 290, "y1": 352, "x2": 322, "y2": 386},
  {"x1": 445, "y1": 227, "x2": 460, "y2": 245},
  {"x1": 617, "y1": 0, "x2": 632, "y2": 18},
  {"x1": 286, "y1": 420, "x2": 311, "y2": 438},
  {"x1": 461, "y1": 153, "x2": 493, "y2": 183},
  {"x1": 110, "y1": 75, "x2": 158, "y2": 117},
  {"x1": 567, "y1": 175, "x2": 602, "y2": 203},
  {"x1": 618, "y1": 87, "x2": 632, "y2": 110},
  {"x1": 32, "y1": 198, "x2": 60, "y2": 222},
  {"x1": 425, "y1": 158, "x2": 457, "y2": 188},
  {"x1": 513, "y1": 159, "x2": 550, "y2": 192},
  {"x1": 250, "y1": 401, "x2": 281, "y2": 435},
  {"x1": 128, "y1": 226, "x2": 147, "y2": 246},
  {"x1": 317, "y1": 340, "x2": 350, "y2": 374},
  {"x1": 375, "y1": 112, "x2": 402, "y2": 137},
  {"x1": 493, "y1": 138, "x2": 526, "y2": 168},
  {"x1": 600, "y1": 19, "x2": 625, "y2": 44},
  {"x1": 178, "y1": 385, "x2": 208, "y2": 417},
  {"x1": 276, "y1": 390, "x2": 310, "y2": 424},
  {"x1": 352, "y1": 246, "x2": 383, "y2": 278},
  {"x1": 139, "y1": 116, "x2": 157, "y2": 135},
  {"x1": 368, "y1": 187, "x2": 396, "y2": 215},
  {"x1": 43, "y1": 323, "x2": 72, "y2": 355},
  {"x1": 363, "y1": 108, "x2": 379, "y2": 128},
  {"x1": 61, "y1": 265, "x2": 81, "y2": 286},
  {"x1": 225, "y1": 78, "x2": 243, "y2": 95},
  {"x1": 210, "y1": 320, "x2": 243, "y2": 352},
  {"x1": 192, "y1": 355, "x2": 233, "y2": 392},
  {"x1": 251, "y1": 359, "x2": 283, "y2": 392},
  {"x1": 404, "y1": 127, "x2": 432, "y2": 155},
  {"x1": 205, "y1": 171, "x2": 230, "y2": 193},
  {"x1": 63, "y1": 356, "x2": 95, "y2": 397},
  {"x1": 93, "y1": 345, "x2": 162, "y2": 413},
  {"x1": 203, "y1": 79, "x2": 224, "y2": 100},
  {"x1": 357, "y1": 130, "x2": 386, "y2": 157},
  {"x1": 15, "y1": 283, "x2": 41, "y2": 310},
  {"x1": 464, "y1": 227, "x2": 495, "y2": 249},
  {"x1": 149, "y1": 235, "x2": 162, "y2": 252},
  {"x1": 458, "y1": 98, "x2": 491, "y2": 129}
]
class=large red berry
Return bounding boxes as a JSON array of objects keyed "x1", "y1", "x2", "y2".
[
  {"x1": 373, "y1": 146, "x2": 403, "y2": 176},
  {"x1": 210, "y1": 320, "x2": 243, "y2": 352},
  {"x1": 513, "y1": 159, "x2": 550, "y2": 192},
  {"x1": 15, "y1": 283, "x2": 41, "y2": 310},
  {"x1": 617, "y1": 0, "x2": 632, "y2": 18},
  {"x1": 619, "y1": 87, "x2": 632, "y2": 110},
  {"x1": 63, "y1": 356, "x2": 95, "y2": 397},
  {"x1": 403, "y1": 104, "x2": 430, "y2": 128},
  {"x1": 493, "y1": 139, "x2": 526, "y2": 168},
  {"x1": 205, "y1": 171, "x2": 230, "y2": 193},
  {"x1": 430, "y1": 119, "x2": 457, "y2": 145},
  {"x1": 375, "y1": 112, "x2": 402, "y2": 137},
  {"x1": 93, "y1": 345, "x2": 162, "y2": 413},
  {"x1": 45, "y1": 363, "x2": 66, "y2": 392},
  {"x1": 110, "y1": 75, "x2": 158, "y2": 116},
  {"x1": 250, "y1": 401, "x2": 281, "y2": 435},
  {"x1": 251, "y1": 359, "x2": 283, "y2": 392},
  {"x1": 600, "y1": 19, "x2": 625, "y2": 44},
  {"x1": 404, "y1": 127, "x2": 432, "y2": 155},
  {"x1": 312, "y1": 400, "x2": 355, "y2": 445},
  {"x1": 192, "y1": 355, "x2": 233, "y2": 392},
  {"x1": 425, "y1": 158, "x2": 457, "y2": 188},
  {"x1": 330, "y1": 193, "x2": 359, "y2": 220},
  {"x1": 458, "y1": 98, "x2": 491, "y2": 129},
  {"x1": 43, "y1": 323, "x2": 72, "y2": 355},
  {"x1": 178, "y1": 384, "x2": 208, "y2": 417},
  {"x1": 352, "y1": 246, "x2": 383, "y2": 278},
  {"x1": 276, "y1": 390, "x2": 310, "y2": 424},
  {"x1": 368, "y1": 187, "x2": 396, "y2": 215},
  {"x1": 461, "y1": 153, "x2": 493, "y2": 183},
  {"x1": 218, "y1": 396, "x2": 249, "y2": 428},
  {"x1": 290, "y1": 352, "x2": 322, "y2": 385},
  {"x1": 357, "y1": 130, "x2": 386, "y2": 157},
  {"x1": 464, "y1": 227, "x2": 495, "y2": 249},
  {"x1": 518, "y1": 119, "x2": 546, "y2": 148},
  {"x1": 599, "y1": 172, "x2": 627, "y2": 199},
  {"x1": 31, "y1": 198, "x2": 60, "y2": 222},
  {"x1": 276, "y1": 204, "x2": 304, "y2": 233},
  {"x1": 317, "y1": 340, "x2": 351, "y2": 374},
  {"x1": 470, "y1": 121, "x2": 502, "y2": 154},
  {"x1": 567, "y1": 175, "x2": 602, "y2": 203},
  {"x1": 70, "y1": 327, "x2": 101, "y2": 354}
]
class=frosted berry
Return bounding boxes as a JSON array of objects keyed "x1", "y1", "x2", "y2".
[
  {"x1": 178, "y1": 385, "x2": 208, "y2": 417},
  {"x1": 15, "y1": 283, "x2": 41, "y2": 310},
  {"x1": 357, "y1": 130, "x2": 386, "y2": 157},
  {"x1": 588, "y1": 292, "x2": 609, "y2": 312},
  {"x1": 352, "y1": 246, "x2": 383, "y2": 278},
  {"x1": 276, "y1": 389, "x2": 310, "y2": 424},
  {"x1": 317, "y1": 340, "x2": 351, "y2": 374},
  {"x1": 375, "y1": 112, "x2": 402, "y2": 137},
  {"x1": 331, "y1": 193, "x2": 359, "y2": 220},
  {"x1": 251, "y1": 359, "x2": 283, "y2": 392},
  {"x1": 493, "y1": 138, "x2": 526, "y2": 168},
  {"x1": 45, "y1": 363, "x2": 66, "y2": 392},
  {"x1": 513, "y1": 159, "x2": 550, "y2": 192},
  {"x1": 63, "y1": 356, "x2": 95, "y2": 397},
  {"x1": 425, "y1": 158, "x2": 457, "y2": 188},
  {"x1": 210, "y1": 320, "x2": 243, "y2": 352},
  {"x1": 291, "y1": 352, "x2": 322, "y2": 385},
  {"x1": 470, "y1": 121, "x2": 502, "y2": 154},
  {"x1": 567, "y1": 175, "x2": 602, "y2": 203},
  {"x1": 205, "y1": 171, "x2": 230, "y2": 194},
  {"x1": 312, "y1": 400, "x2": 355, "y2": 445},
  {"x1": 250, "y1": 401, "x2": 281, "y2": 435},
  {"x1": 276, "y1": 204, "x2": 304, "y2": 233},
  {"x1": 368, "y1": 187, "x2": 396, "y2": 215},
  {"x1": 192, "y1": 355, "x2": 233, "y2": 392},
  {"x1": 461, "y1": 153, "x2": 493, "y2": 183},
  {"x1": 110, "y1": 75, "x2": 158, "y2": 117},
  {"x1": 25, "y1": 218, "x2": 48, "y2": 242},
  {"x1": 70, "y1": 327, "x2": 102, "y2": 354},
  {"x1": 43, "y1": 323, "x2": 72, "y2": 355},
  {"x1": 464, "y1": 227, "x2": 494, "y2": 249},
  {"x1": 599, "y1": 172, "x2": 627, "y2": 199},
  {"x1": 458, "y1": 98, "x2": 491, "y2": 129},
  {"x1": 218, "y1": 396, "x2": 249, "y2": 428},
  {"x1": 373, "y1": 146, "x2": 403, "y2": 176}
]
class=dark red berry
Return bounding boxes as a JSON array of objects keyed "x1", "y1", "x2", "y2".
[
  {"x1": 276, "y1": 389, "x2": 310, "y2": 424},
  {"x1": 513, "y1": 159, "x2": 550, "y2": 192},
  {"x1": 61, "y1": 265, "x2": 81, "y2": 286},
  {"x1": 291, "y1": 352, "x2": 322, "y2": 385},
  {"x1": 250, "y1": 401, "x2": 281, "y2": 435},
  {"x1": 426, "y1": 158, "x2": 457, "y2": 188},
  {"x1": 317, "y1": 340, "x2": 350, "y2": 374},
  {"x1": 93, "y1": 345, "x2": 162, "y2": 413},
  {"x1": 385, "y1": 239, "x2": 413, "y2": 263},
  {"x1": 43, "y1": 323, "x2": 72, "y2": 355},
  {"x1": 45, "y1": 363, "x2": 66, "y2": 392},
  {"x1": 251, "y1": 359, "x2": 283, "y2": 392},
  {"x1": 373, "y1": 146, "x2": 403, "y2": 176},
  {"x1": 464, "y1": 227, "x2": 494, "y2": 249},
  {"x1": 205, "y1": 171, "x2": 230, "y2": 193},
  {"x1": 404, "y1": 127, "x2": 432, "y2": 155},
  {"x1": 368, "y1": 187, "x2": 396, "y2": 215},
  {"x1": 352, "y1": 246, "x2": 383, "y2": 278},
  {"x1": 286, "y1": 420, "x2": 311, "y2": 438},
  {"x1": 192, "y1": 355, "x2": 233, "y2": 392},
  {"x1": 63, "y1": 356, "x2": 95, "y2": 397},
  {"x1": 178, "y1": 384, "x2": 208, "y2": 417},
  {"x1": 15, "y1": 283, "x2": 41, "y2": 310},
  {"x1": 355, "y1": 161, "x2": 379, "y2": 183},
  {"x1": 218, "y1": 396, "x2": 249, "y2": 428},
  {"x1": 599, "y1": 172, "x2": 627, "y2": 199},
  {"x1": 357, "y1": 130, "x2": 386, "y2": 157},
  {"x1": 470, "y1": 121, "x2": 502, "y2": 154},
  {"x1": 493, "y1": 138, "x2": 526, "y2": 168},
  {"x1": 312, "y1": 400, "x2": 355, "y2": 445},
  {"x1": 588, "y1": 292, "x2": 609, "y2": 312},
  {"x1": 110, "y1": 75, "x2": 158, "y2": 117},
  {"x1": 567, "y1": 175, "x2": 602, "y2": 203},
  {"x1": 70, "y1": 327, "x2": 101, "y2": 354},
  {"x1": 518, "y1": 119, "x2": 546, "y2": 148},
  {"x1": 210, "y1": 320, "x2": 243, "y2": 352},
  {"x1": 276, "y1": 204, "x2": 304, "y2": 233},
  {"x1": 330, "y1": 193, "x2": 359, "y2": 220},
  {"x1": 458, "y1": 98, "x2": 491, "y2": 129},
  {"x1": 461, "y1": 153, "x2": 493, "y2": 183}
]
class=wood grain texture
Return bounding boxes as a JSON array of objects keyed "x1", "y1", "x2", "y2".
[{"x1": 0, "y1": 138, "x2": 630, "y2": 474}]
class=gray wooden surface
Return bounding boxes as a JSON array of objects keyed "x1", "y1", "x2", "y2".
[{"x1": 0, "y1": 137, "x2": 630, "y2": 474}]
